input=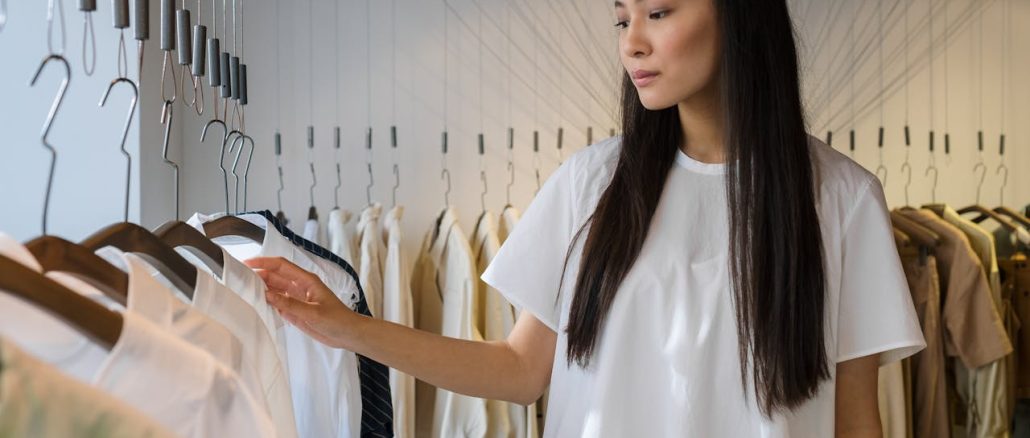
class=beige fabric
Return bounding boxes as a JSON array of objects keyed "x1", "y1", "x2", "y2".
[
  {"x1": 412, "y1": 208, "x2": 488, "y2": 438},
  {"x1": 880, "y1": 360, "x2": 911, "y2": 438},
  {"x1": 902, "y1": 208, "x2": 1013, "y2": 438},
  {"x1": 899, "y1": 248, "x2": 950, "y2": 438},
  {"x1": 938, "y1": 207, "x2": 1014, "y2": 438},
  {"x1": 358, "y1": 203, "x2": 387, "y2": 319}
]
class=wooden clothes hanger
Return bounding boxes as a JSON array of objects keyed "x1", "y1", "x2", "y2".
[
  {"x1": 24, "y1": 235, "x2": 128, "y2": 306},
  {"x1": 80, "y1": 222, "x2": 197, "y2": 298},
  {"x1": 0, "y1": 254, "x2": 121, "y2": 350},
  {"x1": 203, "y1": 215, "x2": 265, "y2": 243},
  {"x1": 153, "y1": 221, "x2": 225, "y2": 273},
  {"x1": 890, "y1": 211, "x2": 941, "y2": 250}
]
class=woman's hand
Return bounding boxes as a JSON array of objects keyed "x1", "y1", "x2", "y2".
[{"x1": 245, "y1": 256, "x2": 360, "y2": 349}]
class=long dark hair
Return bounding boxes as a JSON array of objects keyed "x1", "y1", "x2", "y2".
[{"x1": 563, "y1": 0, "x2": 828, "y2": 416}]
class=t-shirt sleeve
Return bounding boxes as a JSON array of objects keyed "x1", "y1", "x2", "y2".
[
  {"x1": 836, "y1": 179, "x2": 927, "y2": 365},
  {"x1": 481, "y1": 161, "x2": 578, "y2": 333}
]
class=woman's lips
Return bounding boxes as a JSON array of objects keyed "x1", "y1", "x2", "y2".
[{"x1": 632, "y1": 70, "x2": 659, "y2": 87}]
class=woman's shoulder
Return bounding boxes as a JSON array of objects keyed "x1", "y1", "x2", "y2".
[{"x1": 806, "y1": 133, "x2": 882, "y2": 207}]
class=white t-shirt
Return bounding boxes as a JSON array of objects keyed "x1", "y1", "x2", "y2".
[{"x1": 482, "y1": 135, "x2": 926, "y2": 437}]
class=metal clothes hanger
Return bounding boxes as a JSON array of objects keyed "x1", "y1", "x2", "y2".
[
  {"x1": 0, "y1": 254, "x2": 122, "y2": 350},
  {"x1": 366, "y1": 128, "x2": 375, "y2": 207},
  {"x1": 274, "y1": 132, "x2": 288, "y2": 225},
  {"x1": 81, "y1": 101, "x2": 199, "y2": 297},
  {"x1": 307, "y1": 126, "x2": 318, "y2": 220},
  {"x1": 29, "y1": 53, "x2": 71, "y2": 236},
  {"x1": 391, "y1": 126, "x2": 400, "y2": 209}
]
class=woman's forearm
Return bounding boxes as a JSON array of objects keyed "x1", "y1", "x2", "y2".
[{"x1": 343, "y1": 315, "x2": 544, "y2": 405}]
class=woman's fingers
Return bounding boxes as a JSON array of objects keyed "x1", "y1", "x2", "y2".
[
  {"x1": 265, "y1": 290, "x2": 321, "y2": 321},
  {"x1": 245, "y1": 257, "x2": 320, "y2": 289},
  {"x1": 255, "y1": 268, "x2": 309, "y2": 300}
]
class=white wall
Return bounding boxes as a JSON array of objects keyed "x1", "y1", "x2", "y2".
[
  {"x1": 0, "y1": 0, "x2": 147, "y2": 240},
  {"x1": 2, "y1": 0, "x2": 1030, "y2": 257}
]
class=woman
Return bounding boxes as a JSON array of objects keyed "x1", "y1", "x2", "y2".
[{"x1": 248, "y1": 0, "x2": 926, "y2": 436}]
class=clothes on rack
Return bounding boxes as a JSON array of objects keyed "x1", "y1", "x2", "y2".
[
  {"x1": 358, "y1": 203, "x2": 387, "y2": 319},
  {"x1": 0, "y1": 233, "x2": 277, "y2": 438},
  {"x1": 303, "y1": 216, "x2": 323, "y2": 246},
  {"x1": 413, "y1": 207, "x2": 488, "y2": 438},
  {"x1": 0, "y1": 337, "x2": 177, "y2": 438},
  {"x1": 328, "y1": 208, "x2": 359, "y2": 266},
  {"x1": 383, "y1": 205, "x2": 417, "y2": 438},
  {"x1": 188, "y1": 211, "x2": 395, "y2": 438},
  {"x1": 886, "y1": 207, "x2": 1028, "y2": 438},
  {"x1": 482, "y1": 135, "x2": 925, "y2": 437}
]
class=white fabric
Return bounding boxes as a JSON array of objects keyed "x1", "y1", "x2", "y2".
[
  {"x1": 328, "y1": 208, "x2": 360, "y2": 266},
  {"x1": 383, "y1": 205, "x2": 417, "y2": 438},
  {"x1": 0, "y1": 337, "x2": 177, "y2": 438},
  {"x1": 94, "y1": 248, "x2": 272, "y2": 418},
  {"x1": 303, "y1": 217, "x2": 323, "y2": 245},
  {"x1": 0, "y1": 235, "x2": 275, "y2": 438},
  {"x1": 97, "y1": 312, "x2": 276, "y2": 438},
  {"x1": 482, "y1": 135, "x2": 927, "y2": 438},
  {"x1": 412, "y1": 208, "x2": 488, "y2": 438},
  {"x1": 192, "y1": 259, "x2": 299, "y2": 438},
  {"x1": 358, "y1": 203, "x2": 387, "y2": 319},
  {"x1": 188, "y1": 212, "x2": 363, "y2": 438}
]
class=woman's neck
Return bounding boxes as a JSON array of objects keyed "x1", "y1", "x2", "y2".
[{"x1": 677, "y1": 83, "x2": 726, "y2": 164}]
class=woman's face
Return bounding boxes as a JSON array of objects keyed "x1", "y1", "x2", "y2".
[{"x1": 615, "y1": 0, "x2": 721, "y2": 110}]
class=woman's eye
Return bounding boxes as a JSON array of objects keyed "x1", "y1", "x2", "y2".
[
  {"x1": 614, "y1": 20, "x2": 628, "y2": 29},
  {"x1": 649, "y1": 10, "x2": 669, "y2": 19}
]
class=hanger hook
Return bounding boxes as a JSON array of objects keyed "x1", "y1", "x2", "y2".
[
  {"x1": 441, "y1": 169, "x2": 451, "y2": 206},
  {"x1": 875, "y1": 164, "x2": 888, "y2": 190},
  {"x1": 29, "y1": 54, "x2": 71, "y2": 236},
  {"x1": 392, "y1": 163, "x2": 400, "y2": 208},
  {"x1": 160, "y1": 100, "x2": 180, "y2": 220},
  {"x1": 924, "y1": 166, "x2": 938, "y2": 204},
  {"x1": 366, "y1": 127, "x2": 374, "y2": 206},
  {"x1": 997, "y1": 163, "x2": 1008, "y2": 207},
  {"x1": 99, "y1": 77, "x2": 139, "y2": 223},
  {"x1": 228, "y1": 134, "x2": 252, "y2": 214},
  {"x1": 201, "y1": 119, "x2": 229, "y2": 211},
  {"x1": 223, "y1": 130, "x2": 243, "y2": 213},
  {"x1": 974, "y1": 162, "x2": 987, "y2": 205},
  {"x1": 241, "y1": 135, "x2": 255, "y2": 212},
  {"x1": 900, "y1": 162, "x2": 912, "y2": 207},
  {"x1": 480, "y1": 170, "x2": 488, "y2": 214}
]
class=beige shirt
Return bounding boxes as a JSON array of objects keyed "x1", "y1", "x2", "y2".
[
  {"x1": 899, "y1": 209, "x2": 1013, "y2": 438},
  {"x1": 412, "y1": 208, "x2": 488, "y2": 438},
  {"x1": 358, "y1": 203, "x2": 387, "y2": 319},
  {"x1": 899, "y1": 247, "x2": 950, "y2": 438},
  {"x1": 936, "y1": 206, "x2": 1014, "y2": 438}
]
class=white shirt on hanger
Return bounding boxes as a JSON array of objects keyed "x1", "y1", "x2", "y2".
[
  {"x1": 358, "y1": 203, "x2": 387, "y2": 319},
  {"x1": 188, "y1": 213, "x2": 363, "y2": 438},
  {"x1": 412, "y1": 208, "x2": 488, "y2": 438},
  {"x1": 0, "y1": 235, "x2": 276, "y2": 438},
  {"x1": 383, "y1": 205, "x2": 416, "y2": 438},
  {"x1": 94, "y1": 248, "x2": 272, "y2": 417},
  {"x1": 0, "y1": 337, "x2": 177, "y2": 438},
  {"x1": 482, "y1": 135, "x2": 926, "y2": 438},
  {"x1": 303, "y1": 217, "x2": 323, "y2": 246},
  {"x1": 328, "y1": 208, "x2": 360, "y2": 266},
  {"x1": 191, "y1": 257, "x2": 299, "y2": 438}
]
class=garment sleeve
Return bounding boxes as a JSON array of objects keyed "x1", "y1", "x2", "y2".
[
  {"x1": 836, "y1": 179, "x2": 926, "y2": 365},
  {"x1": 481, "y1": 161, "x2": 578, "y2": 333}
]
